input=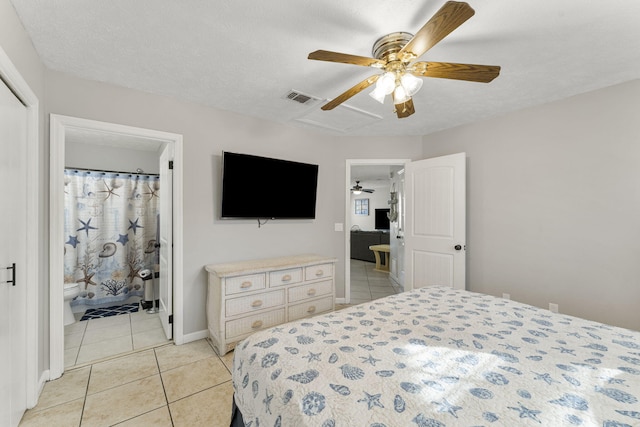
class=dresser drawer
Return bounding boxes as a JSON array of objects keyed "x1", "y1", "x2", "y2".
[
  {"x1": 226, "y1": 289, "x2": 285, "y2": 317},
  {"x1": 288, "y1": 280, "x2": 333, "y2": 303},
  {"x1": 305, "y1": 263, "x2": 333, "y2": 281},
  {"x1": 225, "y1": 273, "x2": 266, "y2": 295},
  {"x1": 288, "y1": 296, "x2": 334, "y2": 320},
  {"x1": 225, "y1": 309, "x2": 286, "y2": 339},
  {"x1": 269, "y1": 268, "x2": 302, "y2": 287}
]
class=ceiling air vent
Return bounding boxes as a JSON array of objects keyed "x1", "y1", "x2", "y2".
[{"x1": 282, "y1": 90, "x2": 321, "y2": 106}]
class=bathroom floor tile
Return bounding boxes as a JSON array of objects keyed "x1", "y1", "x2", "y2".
[
  {"x1": 133, "y1": 327, "x2": 170, "y2": 350},
  {"x1": 81, "y1": 321, "x2": 131, "y2": 345},
  {"x1": 131, "y1": 315, "x2": 162, "y2": 334},
  {"x1": 19, "y1": 398, "x2": 84, "y2": 427},
  {"x1": 64, "y1": 346, "x2": 80, "y2": 368},
  {"x1": 76, "y1": 334, "x2": 133, "y2": 365},
  {"x1": 64, "y1": 320, "x2": 87, "y2": 336},
  {"x1": 161, "y1": 356, "x2": 231, "y2": 402},
  {"x1": 169, "y1": 381, "x2": 234, "y2": 427},
  {"x1": 87, "y1": 349, "x2": 159, "y2": 395},
  {"x1": 31, "y1": 366, "x2": 90, "y2": 411},
  {"x1": 81, "y1": 374, "x2": 166, "y2": 427},
  {"x1": 85, "y1": 313, "x2": 131, "y2": 332},
  {"x1": 64, "y1": 331, "x2": 84, "y2": 349},
  {"x1": 113, "y1": 406, "x2": 173, "y2": 427},
  {"x1": 154, "y1": 339, "x2": 216, "y2": 372}
]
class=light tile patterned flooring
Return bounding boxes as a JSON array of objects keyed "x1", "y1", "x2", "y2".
[
  {"x1": 349, "y1": 259, "x2": 401, "y2": 304},
  {"x1": 20, "y1": 339, "x2": 235, "y2": 426},
  {"x1": 21, "y1": 263, "x2": 400, "y2": 426},
  {"x1": 65, "y1": 309, "x2": 171, "y2": 368}
]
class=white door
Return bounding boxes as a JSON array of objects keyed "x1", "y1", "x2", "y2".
[
  {"x1": 0, "y1": 78, "x2": 28, "y2": 426},
  {"x1": 158, "y1": 143, "x2": 173, "y2": 339},
  {"x1": 404, "y1": 152, "x2": 466, "y2": 290}
]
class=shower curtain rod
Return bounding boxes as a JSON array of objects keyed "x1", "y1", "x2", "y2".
[{"x1": 65, "y1": 166, "x2": 159, "y2": 176}]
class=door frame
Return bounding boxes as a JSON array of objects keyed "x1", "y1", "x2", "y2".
[
  {"x1": 49, "y1": 114, "x2": 184, "y2": 379},
  {"x1": 344, "y1": 159, "x2": 410, "y2": 304},
  {"x1": 0, "y1": 46, "x2": 40, "y2": 408}
]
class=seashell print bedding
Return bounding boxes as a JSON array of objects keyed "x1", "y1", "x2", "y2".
[{"x1": 232, "y1": 286, "x2": 640, "y2": 426}]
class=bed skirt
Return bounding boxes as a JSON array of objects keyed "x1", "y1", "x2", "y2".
[{"x1": 230, "y1": 396, "x2": 245, "y2": 427}]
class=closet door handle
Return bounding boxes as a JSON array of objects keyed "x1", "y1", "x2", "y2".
[{"x1": 4, "y1": 263, "x2": 15, "y2": 286}]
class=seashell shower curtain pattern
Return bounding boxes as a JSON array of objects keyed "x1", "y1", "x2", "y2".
[{"x1": 64, "y1": 169, "x2": 160, "y2": 307}]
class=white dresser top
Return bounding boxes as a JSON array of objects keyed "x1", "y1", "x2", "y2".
[{"x1": 205, "y1": 254, "x2": 336, "y2": 277}]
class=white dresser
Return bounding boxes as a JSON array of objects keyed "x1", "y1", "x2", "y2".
[{"x1": 205, "y1": 254, "x2": 336, "y2": 355}]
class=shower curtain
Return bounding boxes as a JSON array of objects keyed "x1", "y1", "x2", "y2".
[{"x1": 64, "y1": 169, "x2": 160, "y2": 307}]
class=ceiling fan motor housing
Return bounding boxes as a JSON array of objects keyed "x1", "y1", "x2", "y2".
[{"x1": 372, "y1": 32, "x2": 414, "y2": 62}]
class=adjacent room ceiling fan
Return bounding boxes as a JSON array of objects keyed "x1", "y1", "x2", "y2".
[
  {"x1": 351, "y1": 181, "x2": 374, "y2": 194},
  {"x1": 308, "y1": 1, "x2": 500, "y2": 119}
]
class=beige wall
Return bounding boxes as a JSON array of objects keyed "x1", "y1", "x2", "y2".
[
  {"x1": 45, "y1": 70, "x2": 423, "y2": 334},
  {"x1": 422, "y1": 79, "x2": 640, "y2": 331}
]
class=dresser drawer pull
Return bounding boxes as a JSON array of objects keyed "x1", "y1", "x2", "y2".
[
  {"x1": 251, "y1": 300, "x2": 263, "y2": 308},
  {"x1": 251, "y1": 320, "x2": 263, "y2": 329},
  {"x1": 306, "y1": 305, "x2": 316, "y2": 314},
  {"x1": 315, "y1": 270, "x2": 323, "y2": 276},
  {"x1": 281, "y1": 274, "x2": 292, "y2": 282},
  {"x1": 240, "y1": 281, "x2": 253, "y2": 289},
  {"x1": 307, "y1": 288, "x2": 316, "y2": 296}
]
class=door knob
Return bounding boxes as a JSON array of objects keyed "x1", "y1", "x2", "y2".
[{"x1": 454, "y1": 245, "x2": 463, "y2": 251}]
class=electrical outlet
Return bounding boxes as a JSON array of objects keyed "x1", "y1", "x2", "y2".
[
  {"x1": 502, "y1": 293, "x2": 510, "y2": 300},
  {"x1": 549, "y1": 303, "x2": 559, "y2": 313}
]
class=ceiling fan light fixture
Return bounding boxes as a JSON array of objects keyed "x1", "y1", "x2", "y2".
[
  {"x1": 352, "y1": 190, "x2": 362, "y2": 195},
  {"x1": 392, "y1": 84, "x2": 410, "y2": 104},
  {"x1": 376, "y1": 72, "x2": 396, "y2": 95},
  {"x1": 369, "y1": 87, "x2": 386, "y2": 104},
  {"x1": 400, "y1": 73, "x2": 423, "y2": 96}
]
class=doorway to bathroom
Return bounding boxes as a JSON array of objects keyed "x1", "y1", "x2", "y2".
[{"x1": 49, "y1": 115, "x2": 183, "y2": 379}]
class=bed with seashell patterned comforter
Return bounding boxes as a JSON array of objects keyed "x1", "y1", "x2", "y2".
[{"x1": 231, "y1": 286, "x2": 640, "y2": 426}]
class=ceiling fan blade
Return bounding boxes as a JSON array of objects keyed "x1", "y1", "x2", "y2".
[
  {"x1": 411, "y1": 61, "x2": 500, "y2": 83},
  {"x1": 308, "y1": 50, "x2": 385, "y2": 68},
  {"x1": 395, "y1": 98, "x2": 415, "y2": 118},
  {"x1": 398, "y1": 1, "x2": 475, "y2": 62},
  {"x1": 363, "y1": 189, "x2": 375, "y2": 193},
  {"x1": 321, "y1": 74, "x2": 380, "y2": 111}
]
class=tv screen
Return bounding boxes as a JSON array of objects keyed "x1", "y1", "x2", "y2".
[
  {"x1": 221, "y1": 151, "x2": 319, "y2": 219},
  {"x1": 375, "y1": 208, "x2": 390, "y2": 230}
]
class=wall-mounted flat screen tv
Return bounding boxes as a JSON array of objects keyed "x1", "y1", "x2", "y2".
[
  {"x1": 375, "y1": 208, "x2": 390, "y2": 231},
  {"x1": 221, "y1": 151, "x2": 319, "y2": 219}
]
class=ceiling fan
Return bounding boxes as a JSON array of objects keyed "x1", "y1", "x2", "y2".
[
  {"x1": 308, "y1": 1, "x2": 500, "y2": 119},
  {"x1": 351, "y1": 181, "x2": 374, "y2": 194}
]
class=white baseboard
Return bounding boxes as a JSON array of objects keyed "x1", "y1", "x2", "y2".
[
  {"x1": 181, "y1": 329, "x2": 208, "y2": 344},
  {"x1": 27, "y1": 370, "x2": 50, "y2": 409},
  {"x1": 335, "y1": 298, "x2": 347, "y2": 304}
]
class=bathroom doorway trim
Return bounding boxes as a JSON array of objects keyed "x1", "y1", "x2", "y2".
[{"x1": 49, "y1": 114, "x2": 184, "y2": 379}]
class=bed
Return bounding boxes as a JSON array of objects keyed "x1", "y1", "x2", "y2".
[{"x1": 231, "y1": 286, "x2": 640, "y2": 426}]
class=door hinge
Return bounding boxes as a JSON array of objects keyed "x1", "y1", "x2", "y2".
[
  {"x1": 169, "y1": 314, "x2": 173, "y2": 324},
  {"x1": 168, "y1": 160, "x2": 174, "y2": 170}
]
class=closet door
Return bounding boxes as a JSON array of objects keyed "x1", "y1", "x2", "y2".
[{"x1": 0, "y1": 77, "x2": 28, "y2": 426}]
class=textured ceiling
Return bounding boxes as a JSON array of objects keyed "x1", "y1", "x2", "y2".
[{"x1": 11, "y1": 0, "x2": 640, "y2": 136}]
